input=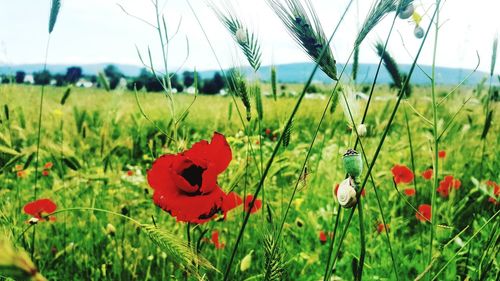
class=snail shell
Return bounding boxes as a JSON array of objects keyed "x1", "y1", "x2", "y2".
[
  {"x1": 414, "y1": 25, "x2": 424, "y2": 39},
  {"x1": 399, "y1": 3, "x2": 414, "y2": 20},
  {"x1": 235, "y1": 28, "x2": 248, "y2": 44},
  {"x1": 335, "y1": 178, "x2": 357, "y2": 208}
]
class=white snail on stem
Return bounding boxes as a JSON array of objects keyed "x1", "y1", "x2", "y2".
[
  {"x1": 235, "y1": 28, "x2": 248, "y2": 44},
  {"x1": 335, "y1": 177, "x2": 357, "y2": 208}
]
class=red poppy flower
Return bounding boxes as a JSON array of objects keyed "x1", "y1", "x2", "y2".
[
  {"x1": 265, "y1": 128, "x2": 272, "y2": 135},
  {"x1": 404, "y1": 188, "x2": 416, "y2": 197},
  {"x1": 488, "y1": 197, "x2": 498, "y2": 205},
  {"x1": 127, "y1": 170, "x2": 134, "y2": 176},
  {"x1": 391, "y1": 165, "x2": 414, "y2": 184},
  {"x1": 319, "y1": 231, "x2": 327, "y2": 245},
  {"x1": 244, "y1": 195, "x2": 262, "y2": 214},
  {"x1": 42, "y1": 170, "x2": 50, "y2": 177},
  {"x1": 15, "y1": 165, "x2": 23, "y2": 171},
  {"x1": 377, "y1": 223, "x2": 389, "y2": 234},
  {"x1": 44, "y1": 162, "x2": 53, "y2": 169},
  {"x1": 422, "y1": 169, "x2": 433, "y2": 180},
  {"x1": 416, "y1": 204, "x2": 431, "y2": 223},
  {"x1": 23, "y1": 199, "x2": 57, "y2": 222},
  {"x1": 17, "y1": 170, "x2": 26, "y2": 178},
  {"x1": 437, "y1": 176, "x2": 461, "y2": 198},
  {"x1": 147, "y1": 132, "x2": 240, "y2": 224},
  {"x1": 438, "y1": 150, "x2": 446, "y2": 159},
  {"x1": 486, "y1": 180, "x2": 500, "y2": 196},
  {"x1": 211, "y1": 230, "x2": 225, "y2": 249}
]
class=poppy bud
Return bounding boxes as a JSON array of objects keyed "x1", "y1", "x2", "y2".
[
  {"x1": 235, "y1": 28, "x2": 248, "y2": 44},
  {"x1": 335, "y1": 177, "x2": 357, "y2": 208},
  {"x1": 343, "y1": 149, "x2": 363, "y2": 178},
  {"x1": 398, "y1": 3, "x2": 414, "y2": 20},
  {"x1": 414, "y1": 25, "x2": 424, "y2": 39}
]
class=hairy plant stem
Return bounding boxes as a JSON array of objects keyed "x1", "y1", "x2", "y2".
[
  {"x1": 356, "y1": 195, "x2": 366, "y2": 281},
  {"x1": 428, "y1": 1, "x2": 441, "y2": 277}
]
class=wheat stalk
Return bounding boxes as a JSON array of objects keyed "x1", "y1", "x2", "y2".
[
  {"x1": 355, "y1": 0, "x2": 398, "y2": 47},
  {"x1": 228, "y1": 68, "x2": 252, "y2": 121},
  {"x1": 263, "y1": 234, "x2": 285, "y2": 281},
  {"x1": 266, "y1": 0, "x2": 337, "y2": 80},
  {"x1": 141, "y1": 224, "x2": 217, "y2": 277},
  {"x1": 48, "y1": 0, "x2": 61, "y2": 34},
  {"x1": 209, "y1": 1, "x2": 262, "y2": 71}
]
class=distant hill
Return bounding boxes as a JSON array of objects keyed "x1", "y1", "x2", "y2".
[{"x1": 0, "y1": 62, "x2": 495, "y2": 86}]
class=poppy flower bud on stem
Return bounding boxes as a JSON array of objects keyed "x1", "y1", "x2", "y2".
[{"x1": 343, "y1": 149, "x2": 363, "y2": 179}]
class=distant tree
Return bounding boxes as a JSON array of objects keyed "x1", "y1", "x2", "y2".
[
  {"x1": 53, "y1": 74, "x2": 65, "y2": 87},
  {"x1": 15, "y1": 71, "x2": 26, "y2": 84},
  {"x1": 104, "y1": 65, "x2": 123, "y2": 90},
  {"x1": 1, "y1": 75, "x2": 12, "y2": 84},
  {"x1": 183, "y1": 71, "x2": 195, "y2": 88},
  {"x1": 170, "y1": 74, "x2": 184, "y2": 93},
  {"x1": 212, "y1": 72, "x2": 225, "y2": 91},
  {"x1": 65, "y1": 66, "x2": 82, "y2": 84},
  {"x1": 33, "y1": 70, "x2": 51, "y2": 85},
  {"x1": 87, "y1": 75, "x2": 97, "y2": 84}
]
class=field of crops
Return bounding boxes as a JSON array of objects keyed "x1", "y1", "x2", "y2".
[
  {"x1": 0, "y1": 82, "x2": 498, "y2": 280},
  {"x1": 1, "y1": 0, "x2": 500, "y2": 280}
]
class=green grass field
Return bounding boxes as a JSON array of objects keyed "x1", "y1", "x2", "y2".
[{"x1": 1, "y1": 83, "x2": 498, "y2": 280}]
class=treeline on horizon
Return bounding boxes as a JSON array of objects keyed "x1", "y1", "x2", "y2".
[{"x1": 0, "y1": 64, "x2": 229, "y2": 94}]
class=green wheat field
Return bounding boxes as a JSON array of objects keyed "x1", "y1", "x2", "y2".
[{"x1": 0, "y1": 0, "x2": 499, "y2": 280}]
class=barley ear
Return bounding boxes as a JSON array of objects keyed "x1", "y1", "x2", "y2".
[
  {"x1": 48, "y1": 0, "x2": 61, "y2": 34},
  {"x1": 141, "y1": 224, "x2": 217, "y2": 276}
]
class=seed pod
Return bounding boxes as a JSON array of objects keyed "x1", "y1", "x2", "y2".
[
  {"x1": 343, "y1": 149, "x2": 363, "y2": 178},
  {"x1": 335, "y1": 178, "x2": 357, "y2": 208},
  {"x1": 399, "y1": 3, "x2": 414, "y2": 20},
  {"x1": 414, "y1": 25, "x2": 424, "y2": 39}
]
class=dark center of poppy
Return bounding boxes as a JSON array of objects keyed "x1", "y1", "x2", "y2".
[{"x1": 181, "y1": 165, "x2": 204, "y2": 188}]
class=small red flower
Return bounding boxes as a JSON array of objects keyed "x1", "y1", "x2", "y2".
[
  {"x1": 42, "y1": 170, "x2": 50, "y2": 177},
  {"x1": 416, "y1": 204, "x2": 432, "y2": 223},
  {"x1": 211, "y1": 230, "x2": 225, "y2": 249},
  {"x1": 244, "y1": 195, "x2": 262, "y2": 214},
  {"x1": 17, "y1": 170, "x2": 26, "y2": 178},
  {"x1": 15, "y1": 165, "x2": 23, "y2": 171},
  {"x1": 319, "y1": 231, "x2": 327, "y2": 245},
  {"x1": 488, "y1": 197, "x2": 498, "y2": 205},
  {"x1": 486, "y1": 180, "x2": 500, "y2": 196},
  {"x1": 391, "y1": 165, "x2": 414, "y2": 184},
  {"x1": 404, "y1": 188, "x2": 416, "y2": 197},
  {"x1": 126, "y1": 170, "x2": 134, "y2": 176},
  {"x1": 437, "y1": 176, "x2": 461, "y2": 198},
  {"x1": 147, "y1": 132, "x2": 239, "y2": 224},
  {"x1": 23, "y1": 199, "x2": 57, "y2": 222},
  {"x1": 422, "y1": 169, "x2": 433, "y2": 180},
  {"x1": 377, "y1": 223, "x2": 389, "y2": 234},
  {"x1": 438, "y1": 150, "x2": 446, "y2": 159},
  {"x1": 265, "y1": 128, "x2": 272, "y2": 135},
  {"x1": 44, "y1": 162, "x2": 53, "y2": 169}
]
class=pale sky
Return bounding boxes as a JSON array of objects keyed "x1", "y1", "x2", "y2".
[{"x1": 0, "y1": 0, "x2": 498, "y2": 73}]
